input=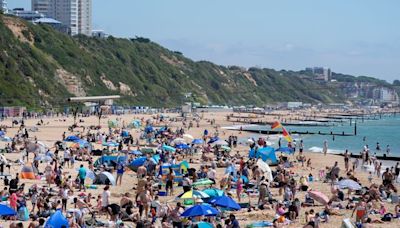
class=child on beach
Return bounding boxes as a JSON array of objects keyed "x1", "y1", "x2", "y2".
[{"x1": 368, "y1": 172, "x2": 373, "y2": 183}]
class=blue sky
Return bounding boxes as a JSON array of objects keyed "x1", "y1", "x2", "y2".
[{"x1": 9, "y1": 0, "x2": 400, "y2": 82}]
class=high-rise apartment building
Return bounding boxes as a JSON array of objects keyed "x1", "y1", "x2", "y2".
[
  {"x1": 32, "y1": 0, "x2": 91, "y2": 36},
  {"x1": 1, "y1": 0, "x2": 8, "y2": 14},
  {"x1": 31, "y1": 0, "x2": 50, "y2": 16}
]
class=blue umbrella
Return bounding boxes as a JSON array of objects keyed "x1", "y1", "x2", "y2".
[
  {"x1": 181, "y1": 204, "x2": 219, "y2": 217},
  {"x1": 192, "y1": 139, "x2": 204, "y2": 144},
  {"x1": 203, "y1": 188, "x2": 225, "y2": 198},
  {"x1": 208, "y1": 137, "x2": 219, "y2": 144},
  {"x1": 130, "y1": 157, "x2": 147, "y2": 167},
  {"x1": 129, "y1": 150, "x2": 142, "y2": 155},
  {"x1": 210, "y1": 196, "x2": 241, "y2": 210},
  {"x1": 175, "y1": 144, "x2": 190, "y2": 149},
  {"x1": 195, "y1": 222, "x2": 214, "y2": 228},
  {"x1": 45, "y1": 210, "x2": 69, "y2": 228},
  {"x1": 144, "y1": 126, "x2": 154, "y2": 133},
  {"x1": 162, "y1": 145, "x2": 176, "y2": 152},
  {"x1": 65, "y1": 135, "x2": 80, "y2": 142},
  {"x1": 0, "y1": 204, "x2": 16, "y2": 216}
]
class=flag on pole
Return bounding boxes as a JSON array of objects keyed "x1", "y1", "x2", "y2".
[
  {"x1": 282, "y1": 127, "x2": 293, "y2": 142},
  {"x1": 271, "y1": 121, "x2": 282, "y2": 130}
]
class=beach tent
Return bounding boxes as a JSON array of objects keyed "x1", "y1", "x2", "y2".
[
  {"x1": 102, "y1": 141, "x2": 119, "y2": 147},
  {"x1": 93, "y1": 172, "x2": 116, "y2": 186},
  {"x1": 94, "y1": 156, "x2": 127, "y2": 168},
  {"x1": 183, "y1": 134, "x2": 194, "y2": 140},
  {"x1": 256, "y1": 159, "x2": 273, "y2": 182},
  {"x1": 172, "y1": 138, "x2": 186, "y2": 145},
  {"x1": 0, "y1": 204, "x2": 16, "y2": 216},
  {"x1": 128, "y1": 119, "x2": 141, "y2": 129},
  {"x1": 144, "y1": 126, "x2": 154, "y2": 133},
  {"x1": 45, "y1": 210, "x2": 69, "y2": 228},
  {"x1": 0, "y1": 136, "x2": 11, "y2": 142},
  {"x1": 250, "y1": 147, "x2": 278, "y2": 165},
  {"x1": 129, "y1": 150, "x2": 142, "y2": 155},
  {"x1": 192, "y1": 179, "x2": 214, "y2": 187},
  {"x1": 276, "y1": 147, "x2": 295, "y2": 155},
  {"x1": 20, "y1": 164, "x2": 36, "y2": 179},
  {"x1": 0, "y1": 131, "x2": 4, "y2": 136},
  {"x1": 107, "y1": 119, "x2": 119, "y2": 128}
]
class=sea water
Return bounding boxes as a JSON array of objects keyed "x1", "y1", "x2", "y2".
[{"x1": 238, "y1": 115, "x2": 400, "y2": 157}]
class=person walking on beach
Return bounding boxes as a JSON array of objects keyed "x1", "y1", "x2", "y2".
[
  {"x1": 78, "y1": 164, "x2": 86, "y2": 191},
  {"x1": 344, "y1": 149, "x2": 350, "y2": 172},
  {"x1": 323, "y1": 140, "x2": 328, "y2": 156},
  {"x1": 395, "y1": 162, "x2": 400, "y2": 183}
]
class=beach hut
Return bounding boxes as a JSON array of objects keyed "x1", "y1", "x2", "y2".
[
  {"x1": 20, "y1": 164, "x2": 36, "y2": 179},
  {"x1": 93, "y1": 172, "x2": 116, "y2": 186},
  {"x1": 45, "y1": 210, "x2": 69, "y2": 228}
]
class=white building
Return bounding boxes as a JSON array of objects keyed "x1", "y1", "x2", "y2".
[
  {"x1": 32, "y1": 0, "x2": 91, "y2": 36},
  {"x1": 31, "y1": 0, "x2": 50, "y2": 16},
  {"x1": 1, "y1": 0, "x2": 8, "y2": 13}
]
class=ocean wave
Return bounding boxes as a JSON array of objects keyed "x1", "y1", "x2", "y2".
[{"x1": 308, "y1": 146, "x2": 343, "y2": 154}]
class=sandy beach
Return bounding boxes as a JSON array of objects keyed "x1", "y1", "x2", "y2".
[{"x1": 0, "y1": 111, "x2": 399, "y2": 228}]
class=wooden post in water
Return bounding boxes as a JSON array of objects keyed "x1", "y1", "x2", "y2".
[{"x1": 354, "y1": 122, "x2": 357, "y2": 136}]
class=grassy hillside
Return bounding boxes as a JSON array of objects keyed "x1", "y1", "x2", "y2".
[{"x1": 0, "y1": 15, "x2": 348, "y2": 109}]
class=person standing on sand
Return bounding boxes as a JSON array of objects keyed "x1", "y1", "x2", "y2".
[
  {"x1": 78, "y1": 164, "x2": 86, "y2": 192},
  {"x1": 395, "y1": 162, "x2": 400, "y2": 183},
  {"x1": 323, "y1": 140, "x2": 328, "y2": 156},
  {"x1": 344, "y1": 149, "x2": 350, "y2": 172}
]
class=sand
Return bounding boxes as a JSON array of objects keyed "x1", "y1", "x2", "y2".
[{"x1": 0, "y1": 111, "x2": 399, "y2": 228}]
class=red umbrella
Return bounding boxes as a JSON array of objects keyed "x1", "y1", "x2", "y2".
[{"x1": 308, "y1": 190, "x2": 329, "y2": 205}]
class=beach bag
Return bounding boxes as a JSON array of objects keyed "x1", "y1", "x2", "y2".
[{"x1": 381, "y1": 213, "x2": 393, "y2": 222}]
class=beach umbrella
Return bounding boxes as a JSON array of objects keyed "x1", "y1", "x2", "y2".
[
  {"x1": 308, "y1": 190, "x2": 329, "y2": 205},
  {"x1": 130, "y1": 157, "x2": 147, "y2": 167},
  {"x1": 102, "y1": 141, "x2": 119, "y2": 147},
  {"x1": 172, "y1": 138, "x2": 186, "y2": 145},
  {"x1": 210, "y1": 196, "x2": 241, "y2": 210},
  {"x1": 221, "y1": 145, "x2": 231, "y2": 151},
  {"x1": 208, "y1": 137, "x2": 219, "y2": 144},
  {"x1": 192, "y1": 179, "x2": 214, "y2": 187},
  {"x1": 192, "y1": 139, "x2": 204, "y2": 144},
  {"x1": 195, "y1": 222, "x2": 213, "y2": 228},
  {"x1": 175, "y1": 144, "x2": 190, "y2": 149},
  {"x1": 211, "y1": 139, "x2": 229, "y2": 146},
  {"x1": 162, "y1": 145, "x2": 176, "y2": 152},
  {"x1": 144, "y1": 126, "x2": 154, "y2": 133},
  {"x1": 129, "y1": 150, "x2": 142, "y2": 155},
  {"x1": 0, "y1": 131, "x2": 4, "y2": 136},
  {"x1": 65, "y1": 135, "x2": 80, "y2": 142},
  {"x1": 183, "y1": 134, "x2": 194, "y2": 140},
  {"x1": 181, "y1": 204, "x2": 219, "y2": 217},
  {"x1": 0, "y1": 204, "x2": 16, "y2": 216},
  {"x1": 202, "y1": 188, "x2": 225, "y2": 198},
  {"x1": 45, "y1": 210, "x2": 69, "y2": 228},
  {"x1": 177, "y1": 190, "x2": 210, "y2": 199},
  {"x1": 338, "y1": 179, "x2": 362, "y2": 190}
]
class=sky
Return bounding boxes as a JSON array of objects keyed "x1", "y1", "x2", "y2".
[{"x1": 8, "y1": 0, "x2": 400, "y2": 82}]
